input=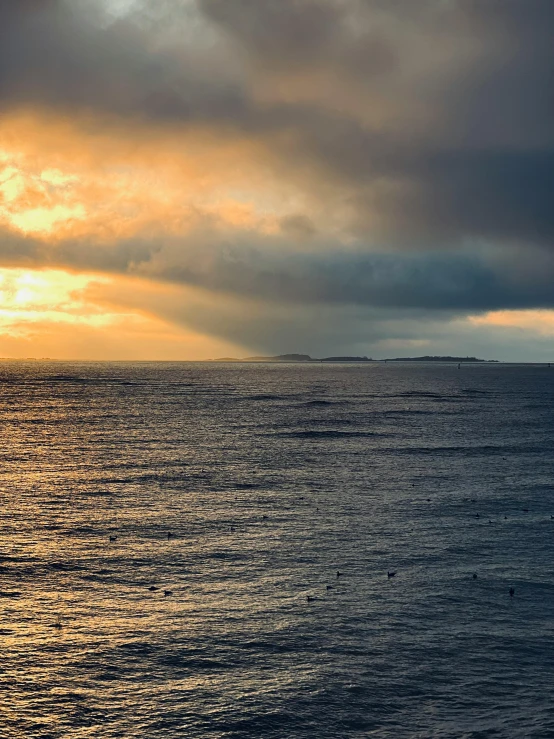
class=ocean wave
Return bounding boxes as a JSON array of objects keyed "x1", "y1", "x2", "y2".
[{"x1": 275, "y1": 429, "x2": 389, "y2": 439}]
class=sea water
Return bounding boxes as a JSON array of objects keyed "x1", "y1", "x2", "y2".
[{"x1": 1, "y1": 361, "x2": 554, "y2": 738}]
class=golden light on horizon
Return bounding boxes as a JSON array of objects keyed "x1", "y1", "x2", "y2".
[
  {"x1": 0, "y1": 268, "x2": 112, "y2": 328},
  {"x1": 469, "y1": 310, "x2": 554, "y2": 336},
  {"x1": 0, "y1": 266, "x2": 247, "y2": 361},
  {"x1": 0, "y1": 111, "x2": 264, "y2": 362}
]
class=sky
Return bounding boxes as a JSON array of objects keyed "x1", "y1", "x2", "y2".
[{"x1": 0, "y1": 0, "x2": 552, "y2": 360}]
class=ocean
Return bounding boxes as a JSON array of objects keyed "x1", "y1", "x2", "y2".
[{"x1": 1, "y1": 361, "x2": 554, "y2": 738}]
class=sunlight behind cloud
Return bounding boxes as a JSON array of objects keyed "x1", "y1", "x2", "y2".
[
  {"x1": 0, "y1": 110, "x2": 335, "y2": 246},
  {"x1": 0, "y1": 267, "x2": 246, "y2": 360},
  {"x1": 0, "y1": 269, "x2": 110, "y2": 329},
  {"x1": 10, "y1": 205, "x2": 87, "y2": 235},
  {"x1": 469, "y1": 310, "x2": 554, "y2": 337},
  {"x1": 0, "y1": 1, "x2": 551, "y2": 360}
]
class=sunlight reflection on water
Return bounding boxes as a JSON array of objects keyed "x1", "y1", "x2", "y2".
[{"x1": 2, "y1": 361, "x2": 554, "y2": 737}]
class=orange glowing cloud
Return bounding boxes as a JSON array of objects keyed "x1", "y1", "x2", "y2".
[
  {"x1": 469, "y1": 310, "x2": 554, "y2": 337},
  {"x1": 0, "y1": 266, "x2": 247, "y2": 360},
  {"x1": 0, "y1": 0, "x2": 551, "y2": 362},
  {"x1": 0, "y1": 109, "x2": 340, "y2": 247}
]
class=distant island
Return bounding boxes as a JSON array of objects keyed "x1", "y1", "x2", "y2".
[
  {"x1": 211, "y1": 354, "x2": 498, "y2": 363},
  {"x1": 212, "y1": 354, "x2": 373, "y2": 362},
  {"x1": 245, "y1": 354, "x2": 313, "y2": 362},
  {"x1": 383, "y1": 356, "x2": 497, "y2": 363}
]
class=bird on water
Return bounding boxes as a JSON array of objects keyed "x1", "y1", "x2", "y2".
[
  {"x1": 509, "y1": 587, "x2": 515, "y2": 598},
  {"x1": 387, "y1": 571, "x2": 396, "y2": 578}
]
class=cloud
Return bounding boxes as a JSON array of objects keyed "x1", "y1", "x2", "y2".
[
  {"x1": 3, "y1": 219, "x2": 554, "y2": 316},
  {"x1": 0, "y1": 0, "x2": 552, "y2": 357},
  {"x1": 80, "y1": 276, "x2": 554, "y2": 362},
  {"x1": 1, "y1": 0, "x2": 551, "y2": 247}
]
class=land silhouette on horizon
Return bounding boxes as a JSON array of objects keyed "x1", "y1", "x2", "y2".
[
  {"x1": 211, "y1": 354, "x2": 371, "y2": 362},
  {"x1": 210, "y1": 354, "x2": 497, "y2": 363},
  {"x1": 384, "y1": 355, "x2": 496, "y2": 363}
]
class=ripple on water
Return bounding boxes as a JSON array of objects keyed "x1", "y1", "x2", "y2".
[{"x1": 1, "y1": 362, "x2": 554, "y2": 737}]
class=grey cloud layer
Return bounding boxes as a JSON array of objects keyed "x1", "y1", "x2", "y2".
[
  {"x1": 2, "y1": 1, "x2": 552, "y2": 244},
  {"x1": 1, "y1": 0, "x2": 553, "y2": 341},
  {"x1": 2, "y1": 225, "x2": 554, "y2": 313}
]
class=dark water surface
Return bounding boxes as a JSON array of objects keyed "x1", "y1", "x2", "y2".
[{"x1": 1, "y1": 361, "x2": 554, "y2": 738}]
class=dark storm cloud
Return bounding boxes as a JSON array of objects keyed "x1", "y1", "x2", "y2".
[
  {"x1": 2, "y1": 223, "x2": 553, "y2": 314},
  {"x1": 0, "y1": 0, "x2": 253, "y2": 126},
  {"x1": 200, "y1": 0, "x2": 341, "y2": 67},
  {"x1": 198, "y1": 0, "x2": 396, "y2": 78},
  {"x1": 1, "y1": 0, "x2": 553, "y2": 316},
  {"x1": 201, "y1": 0, "x2": 554, "y2": 245},
  {"x1": 142, "y1": 241, "x2": 554, "y2": 313}
]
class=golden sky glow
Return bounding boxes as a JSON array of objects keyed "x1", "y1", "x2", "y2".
[
  {"x1": 0, "y1": 114, "x2": 282, "y2": 240},
  {"x1": 0, "y1": 2, "x2": 552, "y2": 361},
  {"x1": 1, "y1": 111, "x2": 553, "y2": 361},
  {"x1": 0, "y1": 109, "x2": 331, "y2": 359},
  {"x1": 469, "y1": 310, "x2": 554, "y2": 337},
  {"x1": 0, "y1": 266, "x2": 245, "y2": 360},
  {"x1": 0, "y1": 111, "x2": 279, "y2": 359}
]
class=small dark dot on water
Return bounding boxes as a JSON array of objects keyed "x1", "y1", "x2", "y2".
[{"x1": 472, "y1": 573, "x2": 478, "y2": 579}]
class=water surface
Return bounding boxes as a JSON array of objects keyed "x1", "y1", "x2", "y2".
[{"x1": 2, "y1": 362, "x2": 554, "y2": 738}]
